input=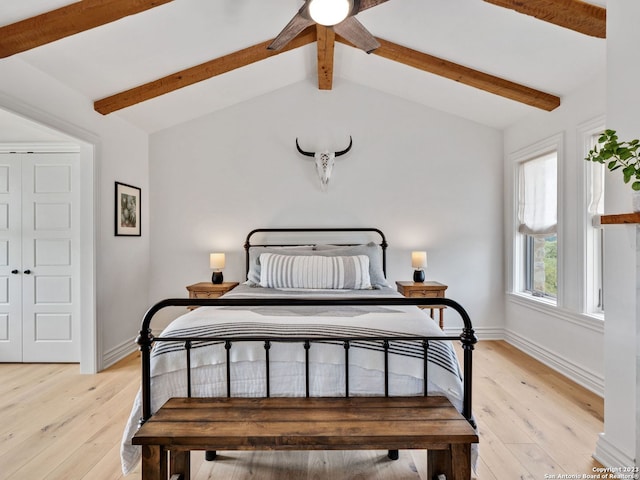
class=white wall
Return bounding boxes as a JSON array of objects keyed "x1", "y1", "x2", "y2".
[
  {"x1": 149, "y1": 80, "x2": 504, "y2": 335},
  {"x1": 504, "y1": 73, "x2": 605, "y2": 395},
  {"x1": 595, "y1": 0, "x2": 640, "y2": 468},
  {"x1": 505, "y1": 0, "x2": 640, "y2": 462},
  {"x1": 0, "y1": 57, "x2": 151, "y2": 371},
  {"x1": 503, "y1": 72, "x2": 607, "y2": 394}
]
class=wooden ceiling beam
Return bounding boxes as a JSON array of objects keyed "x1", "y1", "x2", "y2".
[
  {"x1": 0, "y1": 0, "x2": 174, "y2": 59},
  {"x1": 483, "y1": 0, "x2": 606, "y2": 38},
  {"x1": 94, "y1": 27, "x2": 317, "y2": 115},
  {"x1": 316, "y1": 25, "x2": 335, "y2": 90},
  {"x1": 336, "y1": 36, "x2": 560, "y2": 111}
]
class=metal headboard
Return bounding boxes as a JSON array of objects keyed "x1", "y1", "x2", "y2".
[{"x1": 244, "y1": 227, "x2": 388, "y2": 280}]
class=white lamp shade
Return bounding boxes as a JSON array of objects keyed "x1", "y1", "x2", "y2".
[
  {"x1": 309, "y1": 0, "x2": 351, "y2": 26},
  {"x1": 209, "y1": 253, "x2": 225, "y2": 270},
  {"x1": 411, "y1": 251, "x2": 427, "y2": 269}
]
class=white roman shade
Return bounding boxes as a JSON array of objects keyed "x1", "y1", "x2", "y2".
[
  {"x1": 587, "y1": 161, "x2": 605, "y2": 227},
  {"x1": 518, "y1": 152, "x2": 557, "y2": 236}
]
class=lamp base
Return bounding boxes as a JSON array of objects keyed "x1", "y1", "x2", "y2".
[
  {"x1": 212, "y1": 271, "x2": 224, "y2": 284},
  {"x1": 413, "y1": 270, "x2": 425, "y2": 283}
]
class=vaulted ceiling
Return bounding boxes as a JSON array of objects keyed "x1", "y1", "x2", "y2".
[{"x1": 0, "y1": 0, "x2": 606, "y2": 133}]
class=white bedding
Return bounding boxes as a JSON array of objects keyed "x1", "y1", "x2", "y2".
[{"x1": 120, "y1": 285, "x2": 466, "y2": 475}]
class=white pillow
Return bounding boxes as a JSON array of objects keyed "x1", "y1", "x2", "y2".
[
  {"x1": 246, "y1": 246, "x2": 316, "y2": 284},
  {"x1": 313, "y1": 242, "x2": 388, "y2": 287},
  {"x1": 259, "y1": 253, "x2": 371, "y2": 290}
]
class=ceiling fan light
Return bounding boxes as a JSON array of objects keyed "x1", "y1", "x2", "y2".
[{"x1": 309, "y1": 0, "x2": 351, "y2": 26}]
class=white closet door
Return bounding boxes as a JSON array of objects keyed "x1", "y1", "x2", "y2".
[
  {"x1": 0, "y1": 152, "x2": 81, "y2": 363},
  {"x1": 0, "y1": 156, "x2": 22, "y2": 362},
  {"x1": 21, "y1": 153, "x2": 81, "y2": 362}
]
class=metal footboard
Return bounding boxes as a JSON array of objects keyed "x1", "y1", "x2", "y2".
[{"x1": 136, "y1": 296, "x2": 477, "y2": 429}]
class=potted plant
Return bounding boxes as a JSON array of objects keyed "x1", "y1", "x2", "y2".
[{"x1": 585, "y1": 129, "x2": 640, "y2": 211}]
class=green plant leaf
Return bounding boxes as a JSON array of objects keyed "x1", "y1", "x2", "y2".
[
  {"x1": 620, "y1": 150, "x2": 633, "y2": 161},
  {"x1": 590, "y1": 130, "x2": 640, "y2": 188}
]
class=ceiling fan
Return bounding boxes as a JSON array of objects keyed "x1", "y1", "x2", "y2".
[{"x1": 268, "y1": 0, "x2": 389, "y2": 53}]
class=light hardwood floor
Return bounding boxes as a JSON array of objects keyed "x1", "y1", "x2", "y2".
[{"x1": 0, "y1": 340, "x2": 603, "y2": 479}]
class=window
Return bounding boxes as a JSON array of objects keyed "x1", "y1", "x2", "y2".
[
  {"x1": 524, "y1": 234, "x2": 557, "y2": 298},
  {"x1": 518, "y1": 152, "x2": 558, "y2": 299},
  {"x1": 585, "y1": 131, "x2": 605, "y2": 314}
]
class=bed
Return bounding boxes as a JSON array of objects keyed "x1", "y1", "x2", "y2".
[{"x1": 121, "y1": 228, "x2": 477, "y2": 477}]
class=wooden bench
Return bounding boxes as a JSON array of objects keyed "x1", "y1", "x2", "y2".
[{"x1": 132, "y1": 396, "x2": 478, "y2": 480}]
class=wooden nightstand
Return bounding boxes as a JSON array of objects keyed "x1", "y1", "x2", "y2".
[
  {"x1": 185, "y1": 282, "x2": 239, "y2": 308},
  {"x1": 395, "y1": 281, "x2": 448, "y2": 329}
]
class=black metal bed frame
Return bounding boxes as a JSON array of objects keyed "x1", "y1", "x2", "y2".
[
  {"x1": 243, "y1": 227, "x2": 389, "y2": 277},
  {"x1": 136, "y1": 228, "x2": 477, "y2": 436}
]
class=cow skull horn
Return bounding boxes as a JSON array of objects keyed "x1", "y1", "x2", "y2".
[
  {"x1": 334, "y1": 136, "x2": 353, "y2": 157},
  {"x1": 296, "y1": 138, "x2": 315, "y2": 157}
]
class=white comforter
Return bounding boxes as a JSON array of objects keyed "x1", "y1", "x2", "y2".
[{"x1": 120, "y1": 285, "x2": 466, "y2": 474}]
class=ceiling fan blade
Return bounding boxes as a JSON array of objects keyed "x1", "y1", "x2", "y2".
[
  {"x1": 356, "y1": 0, "x2": 390, "y2": 13},
  {"x1": 333, "y1": 16, "x2": 380, "y2": 53},
  {"x1": 268, "y1": 12, "x2": 315, "y2": 50}
]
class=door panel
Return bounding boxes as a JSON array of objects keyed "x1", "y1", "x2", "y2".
[
  {"x1": 0, "y1": 161, "x2": 13, "y2": 352},
  {"x1": 0, "y1": 240, "x2": 8, "y2": 265},
  {"x1": 0, "y1": 156, "x2": 21, "y2": 361},
  {"x1": 34, "y1": 164, "x2": 72, "y2": 193},
  {"x1": 35, "y1": 313, "x2": 72, "y2": 341},
  {"x1": 0, "y1": 153, "x2": 80, "y2": 363},
  {"x1": 35, "y1": 239, "x2": 71, "y2": 266},
  {"x1": 34, "y1": 276, "x2": 72, "y2": 303},
  {"x1": 0, "y1": 314, "x2": 8, "y2": 341},
  {"x1": 34, "y1": 203, "x2": 71, "y2": 230},
  {"x1": 22, "y1": 153, "x2": 80, "y2": 362}
]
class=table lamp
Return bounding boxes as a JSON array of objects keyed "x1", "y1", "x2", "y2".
[
  {"x1": 411, "y1": 251, "x2": 427, "y2": 283},
  {"x1": 210, "y1": 253, "x2": 225, "y2": 284}
]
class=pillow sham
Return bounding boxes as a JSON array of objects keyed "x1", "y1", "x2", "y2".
[
  {"x1": 312, "y1": 242, "x2": 388, "y2": 287},
  {"x1": 246, "y1": 246, "x2": 315, "y2": 285},
  {"x1": 259, "y1": 253, "x2": 371, "y2": 290}
]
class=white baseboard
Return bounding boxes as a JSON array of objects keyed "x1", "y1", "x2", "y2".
[
  {"x1": 504, "y1": 329, "x2": 604, "y2": 397},
  {"x1": 102, "y1": 337, "x2": 137, "y2": 370},
  {"x1": 443, "y1": 325, "x2": 504, "y2": 340},
  {"x1": 594, "y1": 433, "x2": 636, "y2": 470},
  {"x1": 444, "y1": 325, "x2": 603, "y2": 395}
]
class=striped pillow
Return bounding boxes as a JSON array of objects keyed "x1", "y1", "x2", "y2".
[{"x1": 259, "y1": 253, "x2": 371, "y2": 290}]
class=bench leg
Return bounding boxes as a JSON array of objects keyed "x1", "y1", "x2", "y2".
[
  {"x1": 170, "y1": 450, "x2": 190, "y2": 480},
  {"x1": 427, "y1": 444, "x2": 472, "y2": 480},
  {"x1": 427, "y1": 449, "x2": 452, "y2": 480},
  {"x1": 205, "y1": 450, "x2": 217, "y2": 461},
  {"x1": 387, "y1": 449, "x2": 399, "y2": 460},
  {"x1": 450, "y1": 444, "x2": 472, "y2": 480},
  {"x1": 141, "y1": 445, "x2": 167, "y2": 480}
]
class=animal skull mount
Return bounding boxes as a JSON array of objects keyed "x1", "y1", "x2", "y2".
[{"x1": 296, "y1": 136, "x2": 353, "y2": 191}]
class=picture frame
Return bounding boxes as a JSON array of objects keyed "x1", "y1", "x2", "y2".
[{"x1": 115, "y1": 182, "x2": 141, "y2": 236}]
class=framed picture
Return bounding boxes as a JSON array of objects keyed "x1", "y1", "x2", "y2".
[{"x1": 115, "y1": 182, "x2": 141, "y2": 236}]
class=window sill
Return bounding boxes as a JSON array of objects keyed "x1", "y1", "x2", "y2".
[
  {"x1": 509, "y1": 291, "x2": 557, "y2": 308},
  {"x1": 583, "y1": 311, "x2": 605, "y2": 322},
  {"x1": 507, "y1": 292, "x2": 604, "y2": 334}
]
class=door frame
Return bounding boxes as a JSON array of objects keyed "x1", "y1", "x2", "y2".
[{"x1": 0, "y1": 100, "x2": 98, "y2": 373}]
